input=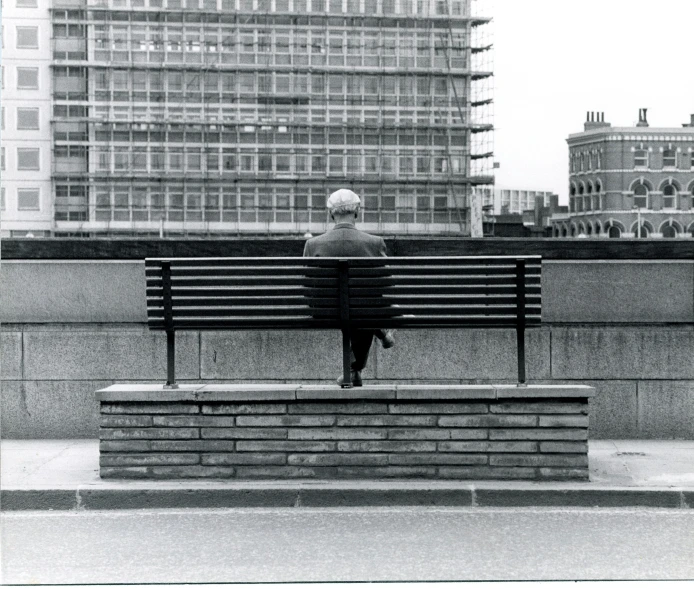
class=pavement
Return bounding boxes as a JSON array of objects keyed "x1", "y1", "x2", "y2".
[{"x1": 1, "y1": 439, "x2": 693, "y2": 511}]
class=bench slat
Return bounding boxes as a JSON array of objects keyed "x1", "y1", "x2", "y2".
[
  {"x1": 145, "y1": 256, "x2": 542, "y2": 267},
  {"x1": 147, "y1": 295, "x2": 540, "y2": 308},
  {"x1": 146, "y1": 285, "x2": 541, "y2": 298},
  {"x1": 147, "y1": 316, "x2": 541, "y2": 330}
]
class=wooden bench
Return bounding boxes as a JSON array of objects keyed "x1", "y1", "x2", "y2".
[{"x1": 145, "y1": 255, "x2": 542, "y2": 387}]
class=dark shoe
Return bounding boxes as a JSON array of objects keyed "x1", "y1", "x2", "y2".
[
  {"x1": 380, "y1": 330, "x2": 395, "y2": 349},
  {"x1": 337, "y1": 370, "x2": 362, "y2": 387}
]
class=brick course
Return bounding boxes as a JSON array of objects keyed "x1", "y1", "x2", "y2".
[{"x1": 98, "y1": 386, "x2": 593, "y2": 480}]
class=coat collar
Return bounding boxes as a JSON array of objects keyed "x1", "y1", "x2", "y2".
[{"x1": 332, "y1": 223, "x2": 358, "y2": 230}]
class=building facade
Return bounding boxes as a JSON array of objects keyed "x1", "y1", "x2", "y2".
[
  {"x1": 475, "y1": 186, "x2": 555, "y2": 215},
  {"x1": 1, "y1": 0, "x2": 494, "y2": 238},
  {"x1": 1, "y1": 0, "x2": 54, "y2": 235},
  {"x1": 552, "y1": 110, "x2": 694, "y2": 238}
]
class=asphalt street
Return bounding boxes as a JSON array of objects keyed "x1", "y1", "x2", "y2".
[{"x1": 2, "y1": 507, "x2": 693, "y2": 584}]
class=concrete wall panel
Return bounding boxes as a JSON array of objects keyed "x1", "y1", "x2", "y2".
[
  {"x1": 543, "y1": 261, "x2": 694, "y2": 323},
  {"x1": 22, "y1": 329, "x2": 199, "y2": 381},
  {"x1": 637, "y1": 381, "x2": 694, "y2": 439},
  {"x1": 1, "y1": 332, "x2": 23, "y2": 380},
  {"x1": 375, "y1": 328, "x2": 550, "y2": 381},
  {"x1": 1, "y1": 380, "x2": 113, "y2": 438},
  {"x1": 551, "y1": 326, "x2": 694, "y2": 380},
  {"x1": 0, "y1": 261, "x2": 146, "y2": 323},
  {"x1": 201, "y1": 331, "x2": 342, "y2": 380}
]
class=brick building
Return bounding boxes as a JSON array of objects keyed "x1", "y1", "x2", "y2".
[{"x1": 552, "y1": 110, "x2": 694, "y2": 238}]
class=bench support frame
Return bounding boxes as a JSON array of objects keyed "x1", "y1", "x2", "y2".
[
  {"x1": 162, "y1": 260, "x2": 178, "y2": 389},
  {"x1": 515, "y1": 259, "x2": 527, "y2": 386},
  {"x1": 338, "y1": 260, "x2": 352, "y2": 388}
]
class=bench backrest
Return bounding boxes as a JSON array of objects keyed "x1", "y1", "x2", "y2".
[{"x1": 145, "y1": 256, "x2": 541, "y2": 332}]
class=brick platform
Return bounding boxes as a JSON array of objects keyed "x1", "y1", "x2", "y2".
[{"x1": 97, "y1": 384, "x2": 595, "y2": 481}]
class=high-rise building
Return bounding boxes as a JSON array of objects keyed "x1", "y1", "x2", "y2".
[
  {"x1": 552, "y1": 110, "x2": 694, "y2": 238},
  {"x1": 1, "y1": 0, "x2": 54, "y2": 236},
  {"x1": 0, "y1": 0, "x2": 493, "y2": 238}
]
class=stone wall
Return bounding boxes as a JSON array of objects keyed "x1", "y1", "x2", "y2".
[
  {"x1": 2, "y1": 258, "x2": 694, "y2": 440},
  {"x1": 98, "y1": 384, "x2": 593, "y2": 481}
]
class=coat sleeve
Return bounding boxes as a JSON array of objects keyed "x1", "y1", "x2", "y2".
[
  {"x1": 303, "y1": 239, "x2": 312, "y2": 257},
  {"x1": 378, "y1": 237, "x2": 387, "y2": 257}
]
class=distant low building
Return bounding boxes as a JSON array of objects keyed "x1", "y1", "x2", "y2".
[
  {"x1": 552, "y1": 110, "x2": 694, "y2": 238},
  {"x1": 475, "y1": 187, "x2": 556, "y2": 215},
  {"x1": 484, "y1": 193, "x2": 566, "y2": 237}
]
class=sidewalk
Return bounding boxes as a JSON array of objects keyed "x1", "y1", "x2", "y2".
[{"x1": 2, "y1": 439, "x2": 693, "y2": 510}]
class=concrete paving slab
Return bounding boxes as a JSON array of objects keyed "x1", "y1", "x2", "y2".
[{"x1": 1, "y1": 439, "x2": 692, "y2": 510}]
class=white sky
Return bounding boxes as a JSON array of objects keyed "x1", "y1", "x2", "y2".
[{"x1": 487, "y1": 0, "x2": 694, "y2": 203}]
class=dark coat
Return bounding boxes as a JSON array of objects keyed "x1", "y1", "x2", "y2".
[{"x1": 302, "y1": 223, "x2": 386, "y2": 258}]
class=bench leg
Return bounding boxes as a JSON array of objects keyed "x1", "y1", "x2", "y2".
[
  {"x1": 516, "y1": 327, "x2": 527, "y2": 387},
  {"x1": 165, "y1": 330, "x2": 178, "y2": 389},
  {"x1": 341, "y1": 329, "x2": 352, "y2": 388}
]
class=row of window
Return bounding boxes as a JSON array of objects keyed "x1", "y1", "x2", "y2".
[
  {"x1": 86, "y1": 125, "x2": 467, "y2": 146},
  {"x1": 0, "y1": 187, "x2": 41, "y2": 211},
  {"x1": 571, "y1": 148, "x2": 694, "y2": 172},
  {"x1": 569, "y1": 188, "x2": 694, "y2": 213},
  {"x1": 90, "y1": 28, "x2": 467, "y2": 63},
  {"x1": 75, "y1": 104, "x2": 463, "y2": 125},
  {"x1": 80, "y1": 0, "x2": 468, "y2": 16},
  {"x1": 555, "y1": 222, "x2": 694, "y2": 239},
  {"x1": 87, "y1": 70, "x2": 465, "y2": 97},
  {"x1": 90, "y1": 183, "x2": 454, "y2": 210},
  {"x1": 1, "y1": 107, "x2": 40, "y2": 131},
  {"x1": 0, "y1": 147, "x2": 41, "y2": 171},
  {"x1": 91, "y1": 149, "x2": 466, "y2": 176}
]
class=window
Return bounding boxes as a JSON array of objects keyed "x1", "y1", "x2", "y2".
[
  {"x1": 17, "y1": 188, "x2": 40, "y2": 210},
  {"x1": 17, "y1": 108, "x2": 39, "y2": 130},
  {"x1": 17, "y1": 148, "x2": 40, "y2": 170},
  {"x1": 16, "y1": 27, "x2": 39, "y2": 49},
  {"x1": 17, "y1": 67, "x2": 39, "y2": 89},
  {"x1": 663, "y1": 148, "x2": 676, "y2": 168},
  {"x1": 1, "y1": 188, "x2": 4, "y2": 210},
  {"x1": 633, "y1": 184, "x2": 648, "y2": 208},
  {"x1": 663, "y1": 184, "x2": 677, "y2": 208},
  {"x1": 634, "y1": 148, "x2": 648, "y2": 167}
]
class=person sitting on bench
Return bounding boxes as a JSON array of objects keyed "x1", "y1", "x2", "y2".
[{"x1": 303, "y1": 188, "x2": 394, "y2": 387}]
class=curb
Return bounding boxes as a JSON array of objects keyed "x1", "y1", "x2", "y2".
[{"x1": 2, "y1": 487, "x2": 692, "y2": 511}]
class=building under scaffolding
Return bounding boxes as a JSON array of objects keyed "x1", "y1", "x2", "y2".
[{"x1": 2, "y1": 0, "x2": 494, "y2": 237}]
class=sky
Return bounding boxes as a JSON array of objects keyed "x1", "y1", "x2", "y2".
[{"x1": 487, "y1": 0, "x2": 694, "y2": 204}]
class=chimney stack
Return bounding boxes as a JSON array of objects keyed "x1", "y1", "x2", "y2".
[{"x1": 584, "y1": 111, "x2": 611, "y2": 131}]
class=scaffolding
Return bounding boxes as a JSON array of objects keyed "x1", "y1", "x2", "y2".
[{"x1": 48, "y1": 0, "x2": 494, "y2": 237}]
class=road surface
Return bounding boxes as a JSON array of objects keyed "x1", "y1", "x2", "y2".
[{"x1": 2, "y1": 507, "x2": 693, "y2": 584}]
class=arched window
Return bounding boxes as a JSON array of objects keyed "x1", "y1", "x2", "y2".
[
  {"x1": 570, "y1": 184, "x2": 576, "y2": 197},
  {"x1": 633, "y1": 222, "x2": 650, "y2": 238},
  {"x1": 633, "y1": 184, "x2": 648, "y2": 208},
  {"x1": 586, "y1": 223, "x2": 593, "y2": 236},
  {"x1": 662, "y1": 225, "x2": 677, "y2": 238},
  {"x1": 608, "y1": 226, "x2": 621, "y2": 239},
  {"x1": 663, "y1": 184, "x2": 677, "y2": 209},
  {"x1": 586, "y1": 182, "x2": 593, "y2": 195},
  {"x1": 578, "y1": 183, "x2": 585, "y2": 195}
]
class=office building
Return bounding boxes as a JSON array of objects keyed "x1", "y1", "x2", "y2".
[{"x1": 0, "y1": 0, "x2": 494, "y2": 237}]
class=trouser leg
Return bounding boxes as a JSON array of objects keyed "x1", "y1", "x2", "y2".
[{"x1": 350, "y1": 329, "x2": 376, "y2": 371}]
